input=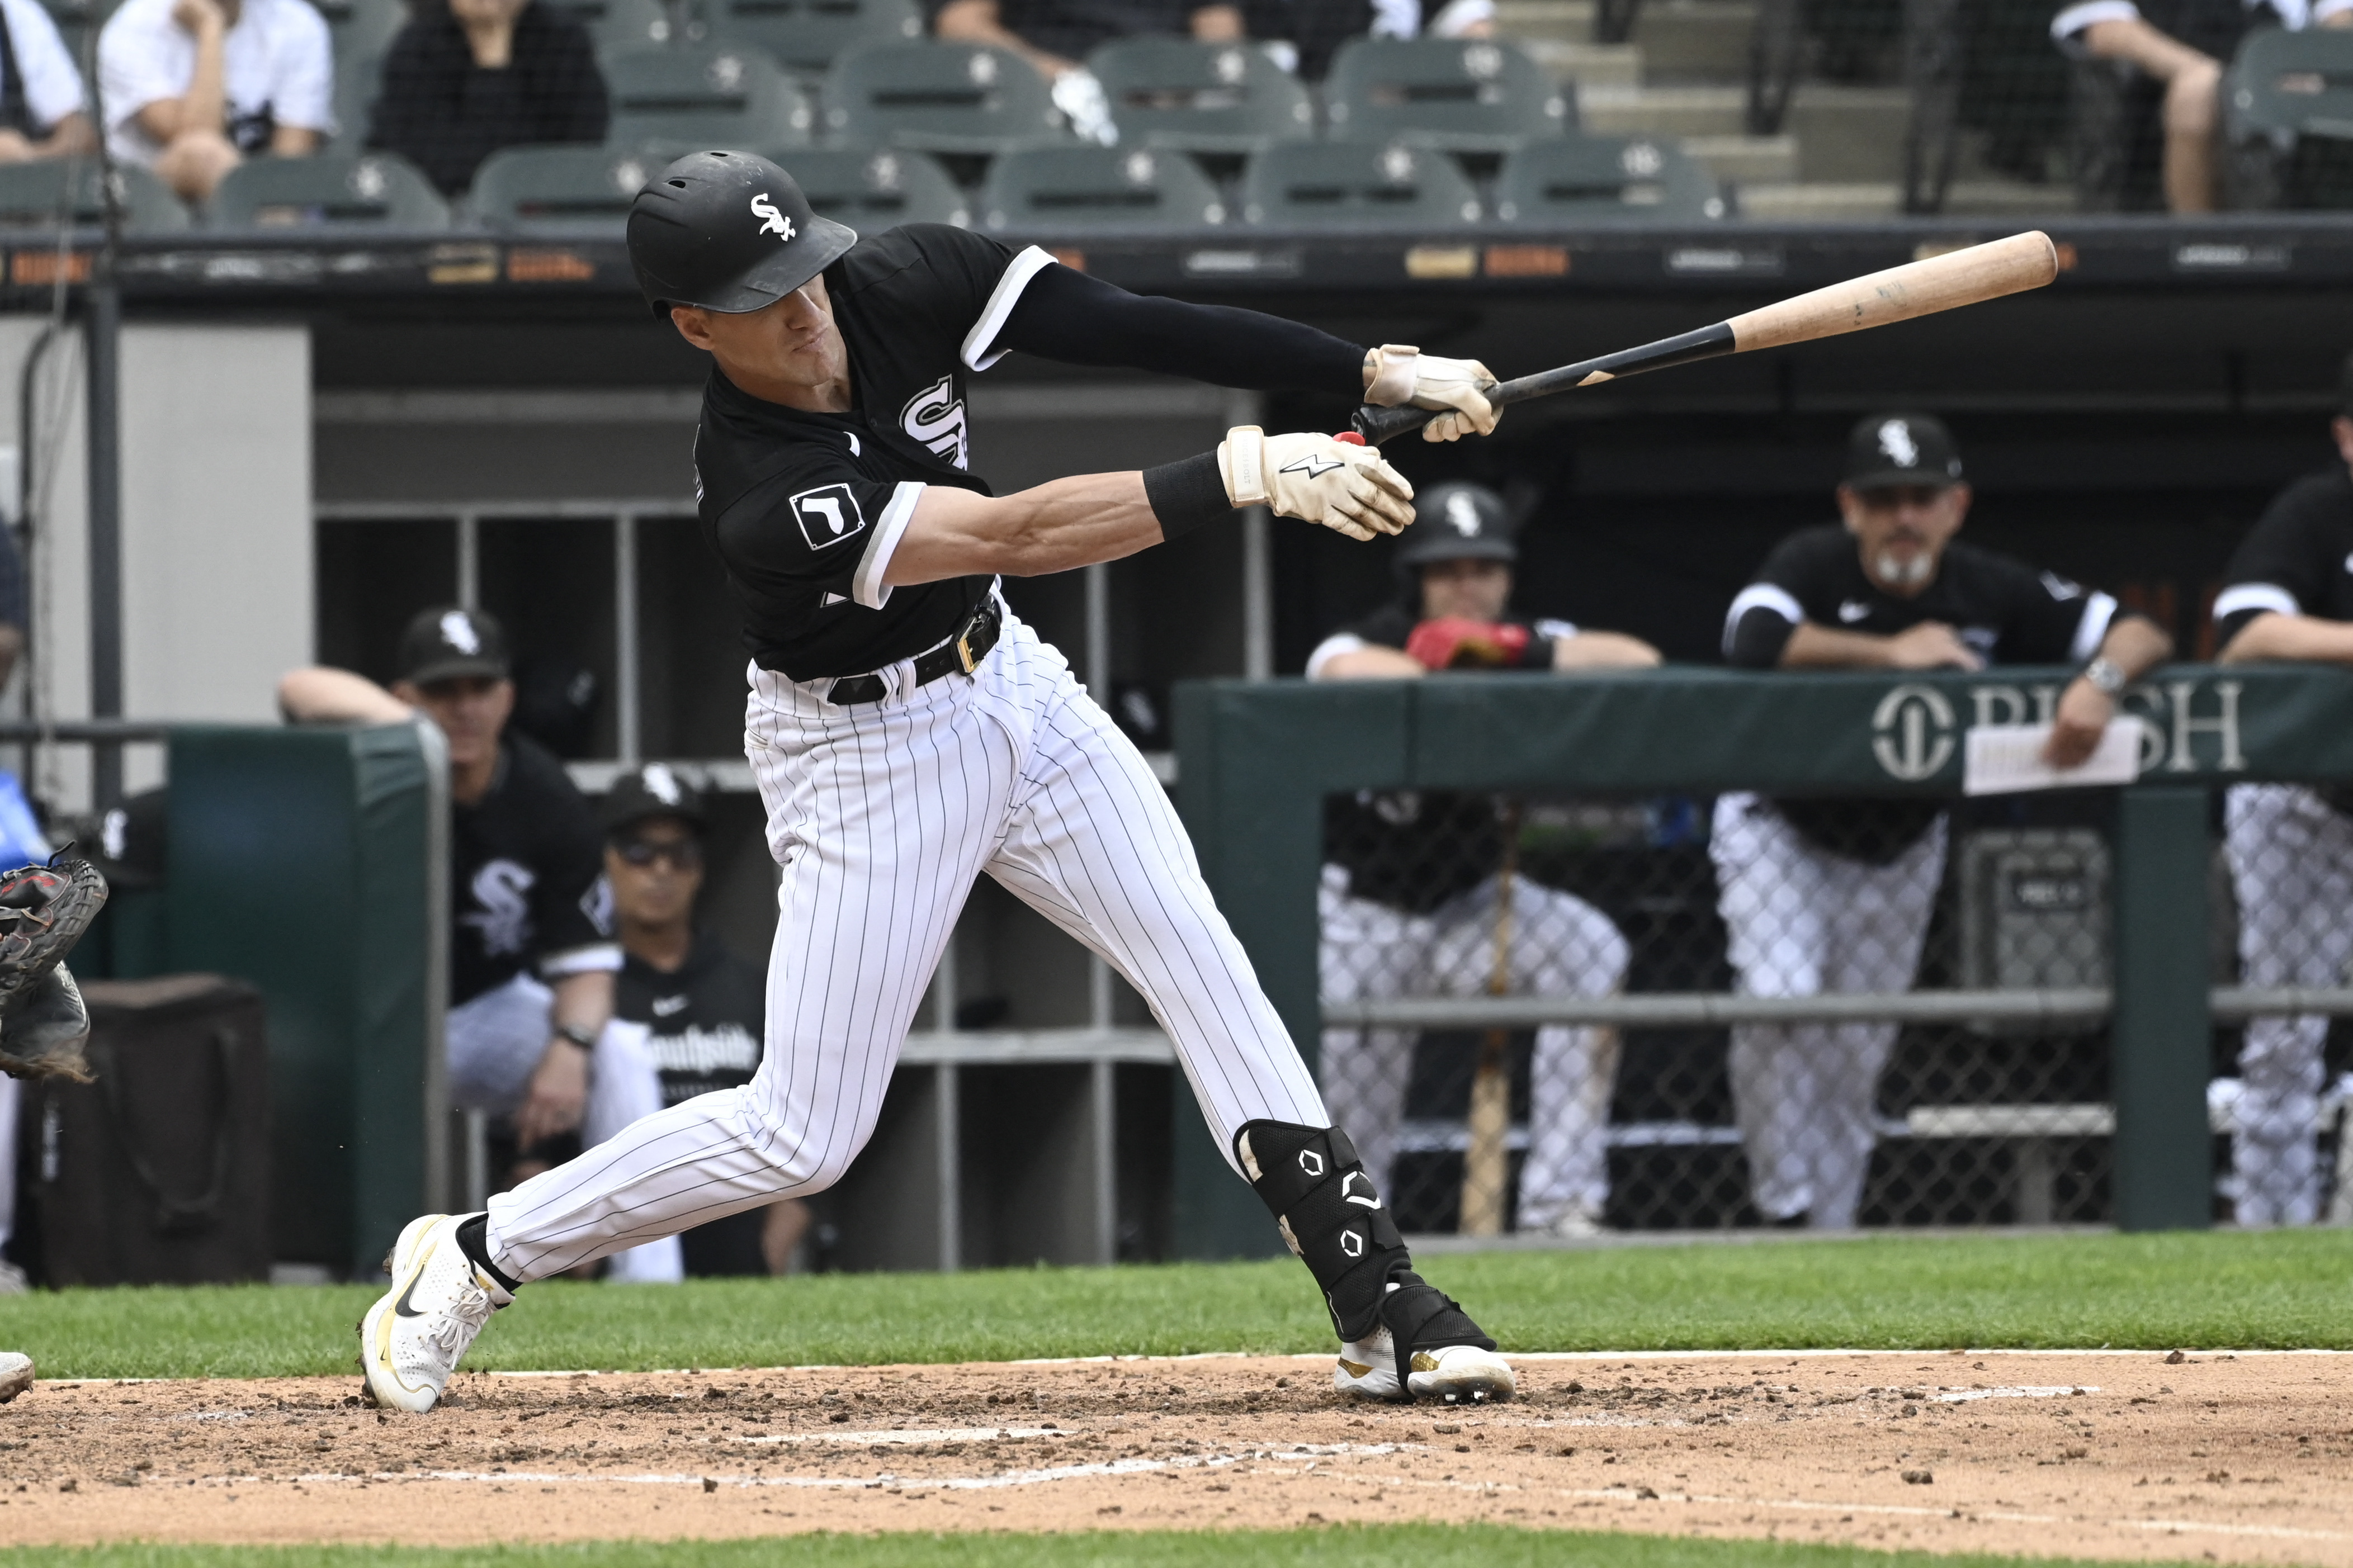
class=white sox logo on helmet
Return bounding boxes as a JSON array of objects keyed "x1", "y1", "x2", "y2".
[{"x1": 750, "y1": 193, "x2": 796, "y2": 241}]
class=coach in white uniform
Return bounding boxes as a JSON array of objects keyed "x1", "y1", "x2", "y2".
[
  {"x1": 1310, "y1": 481, "x2": 1655, "y2": 1234},
  {"x1": 1714, "y1": 413, "x2": 2170, "y2": 1229},
  {"x1": 2213, "y1": 357, "x2": 2353, "y2": 1225}
]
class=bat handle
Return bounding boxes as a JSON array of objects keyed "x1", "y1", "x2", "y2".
[{"x1": 1350, "y1": 403, "x2": 1435, "y2": 446}]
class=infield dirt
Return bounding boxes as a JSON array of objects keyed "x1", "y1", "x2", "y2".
[{"x1": 0, "y1": 1351, "x2": 2346, "y2": 1562}]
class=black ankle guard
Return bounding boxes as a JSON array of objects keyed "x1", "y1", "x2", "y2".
[
  {"x1": 1377, "y1": 1271, "x2": 1494, "y2": 1386},
  {"x1": 1234, "y1": 1120, "x2": 1407, "y2": 1341}
]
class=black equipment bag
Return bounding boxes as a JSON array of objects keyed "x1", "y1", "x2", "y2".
[{"x1": 20, "y1": 974, "x2": 271, "y2": 1285}]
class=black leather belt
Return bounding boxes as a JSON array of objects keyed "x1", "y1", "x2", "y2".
[{"x1": 828, "y1": 596, "x2": 1002, "y2": 705}]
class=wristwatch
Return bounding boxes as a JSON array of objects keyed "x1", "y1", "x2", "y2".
[
  {"x1": 2081, "y1": 656, "x2": 2128, "y2": 697},
  {"x1": 554, "y1": 1021, "x2": 598, "y2": 1051}
]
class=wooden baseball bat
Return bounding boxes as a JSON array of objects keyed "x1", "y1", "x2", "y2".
[
  {"x1": 1458, "y1": 800, "x2": 1520, "y2": 1238},
  {"x1": 1352, "y1": 231, "x2": 2059, "y2": 446}
]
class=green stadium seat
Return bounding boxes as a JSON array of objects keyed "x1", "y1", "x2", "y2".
[
  {"x1": 980, "y1": 143, "x2": 1222, "y2": 229},
  {"x1": 466, "y1": 143, "x2": 664, "y2": 231},
  {"x1": 768, "y1": 145, "x2": 970, "y2": 228},
  {"x1": 2222, "y1": 27, "x2": 2353, "y2": 207},
  {"x1": 545, "y1": 0, "x2": 678, "y2": 53},
  {"x1": 207, "y1": 151, "x2": 449, "y2": 229},
  {"x1": 703, "y1": 0, "x2": 921, "y2": 79},
  {"x1": 0, "y1": 160, "x2": 188, "y2": 233},
  {"x1": 39, "y1": 0, "x2": 103, "y2": 69},
  {"x1": 1493, "y1": 134, "x2": 1724, "y2": 224},
  {"x1": 1324, "y1": 37, "x2": 1571, "y2": 152},
  {"x1": 1085, "y1": 38, "x2": 1313, "y2": 154},
  {"x1": 604, "y1": 44, "x2": 814, "y2": 149},
  {"x1": 823, "y1": 41, "x2": 1060, "y2": 153},
  {"x1": 1239, "y1": 139, "x2": 1480, "y2": 226}
]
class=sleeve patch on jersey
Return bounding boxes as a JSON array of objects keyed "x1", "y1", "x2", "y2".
[{"x1": 791, "y1": 483, "x2": 869, "y2": 550}]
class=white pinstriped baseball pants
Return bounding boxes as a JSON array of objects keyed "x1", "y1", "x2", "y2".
[{"x1": 484, "y1": 605, "x2": 1327, "y2": 1281}]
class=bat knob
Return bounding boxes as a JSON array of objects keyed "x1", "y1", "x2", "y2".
[{"x1": 1332, "y1": 431, "x2": 1366, "y2": 446}]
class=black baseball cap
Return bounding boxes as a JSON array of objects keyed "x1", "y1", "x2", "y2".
[
  {"x1": 1395, "y1": 482, "x2": 1517, "y2": 572},
  {"x1": 396, "y1": 606, "x2": 509, "y2": 686},
  {"x1": 627, "y1": 151, "x2": 859, "y2": 319},
  {"x1": 1844, "y1": 413, "x2": 1964, "y2": 491},
  {"x1": 604, "y1": 762, "x2": 708, "y2": 836}
]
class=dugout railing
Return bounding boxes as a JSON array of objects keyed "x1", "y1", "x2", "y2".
[{"x1": 1169, "y1": 662, "x2": 2353, "y2": 1257}]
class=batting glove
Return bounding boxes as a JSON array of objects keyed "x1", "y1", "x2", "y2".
[
  {"x1": 1363, "y1": 344, "x2": 1501, "y2": 443},
  {"x1": 1219, "y1": 427, "x2": 1415, "y2": 542}
]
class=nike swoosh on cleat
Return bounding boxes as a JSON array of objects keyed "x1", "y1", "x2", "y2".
[
  {"x1": 1338, "y1": 1359, "x2": 1373, "y2": 1377},
  {"x1": 391, "y1": 1241, "x2": 437, "y2": 1316}
]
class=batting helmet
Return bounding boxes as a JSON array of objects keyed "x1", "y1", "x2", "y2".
[
  {"x1": 627, "y1": 150, "x2": 859, "y2": 318},
  {"x1": 1394, "y1": 482, "x2": 1516, "y2": 576}
]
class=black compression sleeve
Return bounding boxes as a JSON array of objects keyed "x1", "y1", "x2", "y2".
[
  {"x1": 1000, "y1": 264, "x2": 1366, "y2": 397},
  {"x1": 1142, "y1": 452, "x2": 1235, "y2": 541}
]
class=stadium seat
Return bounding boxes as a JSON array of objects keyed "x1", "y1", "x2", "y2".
[
  {"x1": 766, "y1": 145, "x2": 970, "y2": 229},
  {"x1": 207, "y1": 151, "x2": 450, "y2": 229},
  {"x1": 467, "y1": 144, "x2": 662, "y2": 231},
  {"x1": 702, "y1": 0, "x2": 922, "y2": 79},
  {"x1": 544, "y1": 0, "x2": 678, "y2": 53},
  {"x1": 2222, "y1": 26, "x2": 2353, "y2": 207},
  {"x1": 1085, "y1": 38, "x2": 1314, "y2": 154},
  {"x1": 980, "y1": 143, "x2": 1222, "y2": 229},
  {"x1": 38, "y1": 0, "x2": 101, "y2": 68},
  {"x1": 1324, "y1": 37, "x2": 1572, "y2": 152},
  {"x1": 1238, "y1": 139, "x2": 1480, "y2": 226},
  {"x1": 1492, "y1": 134, "x2": 1724, "y2": 224},
  {"x1": 823, "y1": 41, "x2": 1060, "y2": 153},
  {"x1": 0, "y1": 160, "x2": 188, "y2": 233},
  {"x1": 603, "y1": 44, "x2": 815, "y2": 149}
]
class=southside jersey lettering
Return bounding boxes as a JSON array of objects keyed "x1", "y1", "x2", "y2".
[
  {"x1": 692, "y1": 224, "x2": 1048, "y2": 683},
  {"x1": 450, "y1": 733, "x2": 618, "y2": 1005}
]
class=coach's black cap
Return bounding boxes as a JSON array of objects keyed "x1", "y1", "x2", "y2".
[
  {"x1": 1843, "y1": 413, "x2": 1964, "y2": 491},
  {"x1": 1395, "y1": 482, "x2": 1516, "y2": 572},
  {"x1": 604, "y1": 762, "x2": 709, "y2": 836},
  {"x1": 396, "y1": 606, "x2": 509, "y2": 686},
  {"x1": 627, "y1": 151, "x2": 859, "y2": 318}
]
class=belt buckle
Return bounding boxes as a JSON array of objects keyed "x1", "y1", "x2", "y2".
[{"x1": 955, "y1": 633, "x2": 977, "y2": 674}]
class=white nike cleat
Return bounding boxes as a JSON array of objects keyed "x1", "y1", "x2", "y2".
[
  {"x1": 358, "y1": 1213, "x2": 512, "y2": 1413},
  {"x1": 0, "y1": 1350, "x2": 32, "y2": 1403},
  {"x1": 1334, "y1": 1325, "x2": 1517, "y2": 1405}
]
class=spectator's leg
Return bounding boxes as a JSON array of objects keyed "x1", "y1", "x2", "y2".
[
  {"x1": 2224, "y1": 785, "x2": 2353, "y2": 1226},
  {"x1": 760, "y1": 1198, "x2": 811, "y2": 1273},
  {"x1": 1713, "y1": 794, "x2": 1831, "y2": 1222},
  {"x1": 2159, "y1": 57, "x2": 2222, "y2": 212},
  {"x1": 153, "y1": 128, "x2": 240, "y2": 205},
  {"x1": 1317, "y1": 866, "x2": 1429, "y2": 1197},
  {"x1": 1900, "y1": 0, "x2": 1964, "y2": 212},
  {"x1": 446, "y1": 973, "x2": 559, "y2": 1118},
  {"x1": 1500, "y1": 884, "x2": 1631, "y2": 1231}
]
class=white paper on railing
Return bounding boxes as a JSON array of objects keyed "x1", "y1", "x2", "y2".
[{"x1": 1962, "y1": 717, "x2": 2148, "y2": 797}]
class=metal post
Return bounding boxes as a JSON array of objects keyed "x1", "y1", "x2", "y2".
[
  {"x1": 613, "y1": 513, "x2": 639, "y2": 766},
  {"x1": 1242, "y1": 508, "x2": 1273, "y2": 680},
  {"x1": 2111, "y1": 785, "x2": 2214, "y2": 1231},
  {"x1": 456, "y1": 512, "x2": 480, "y2": 611},
  {"x1": 935, "y1": 1062, "x2": 961, "y2": 1271},
  {"x1": 1090, "y1": 1058, "x2": 1116, "y2": 1263},
  {"x1": 932, "y1": 929, "x2": 957, "y2": 1032},
  {"x1": 84, "y1": 280, "x2": 120, "y2": 809},
  {"x1": 1084, "y1": 561, "x2": 1114, "y2": 1026}
]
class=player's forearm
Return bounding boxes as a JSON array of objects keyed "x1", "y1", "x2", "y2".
[
  {"x1": 549, "y1": 969, "x2": 613, "y2": 1038},
  {"x1": 887, "y1": 473, "x2": 1171, "y2": 584},
  {"x1": 277, "y1": 666, "x2": 413, "y2": 724},
  {"x1": 1319, "y1": 646, "x2": 1427, "y2": 679},
  {"x1": 2218, "y1": 611, "x2": 2353, "y2": 665},
  {"x1": 2093, "y1": 613, "x2": 2172, "y2": 679},
  {"x1": 1553, "y1": 631, "x2": 1662, "y2": 670},
  {"x1": 1778, "y1": 621, "x2": 1900, "y2": 669},
  {"x1": 1000, "y1": 266, "x2": 1364, "y2": 396}
]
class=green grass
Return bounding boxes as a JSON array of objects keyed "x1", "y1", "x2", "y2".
[
  {"x1": 0, "y1": 1528, "x2": 2216, "y2": 1568},
  {"x1": 2, "y1": 1229, "x2": 2347, "y2": 1381}
]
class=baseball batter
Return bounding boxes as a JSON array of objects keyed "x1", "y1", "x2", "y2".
[
  {"x1": 2213, "y1": 356, "x2": 2353, "y2": 1226},
  {"x1": 362, "y1": 150, "x2": 1516, "y2": 1411},
  {"x1": 1716, "y1": 413, "x2": 2169, "y2": 1229}
]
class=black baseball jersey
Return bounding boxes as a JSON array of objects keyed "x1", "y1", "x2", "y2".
[
  {"x1": 922, "y1": 0, "x2": 1218, "y2": 65},
  {"x1": 2214, "y1": 467, "x2": 2353, "y2": 647},
  {"x1": 693, "y1": 224, "x2": 1031, "y2": 683},
  {"x1": 451, "y1": 733, "x2": 617, "y2": 1006},
  {"x1": 616, "y1": 935, "x2": 770, "y2": 1276},
  {"x1": 1724, "y1": 524, "x2": 2122, "y2": 864},
  {"x1": 1318, "y1": 603, "x2": 1575, "y2": 913}
]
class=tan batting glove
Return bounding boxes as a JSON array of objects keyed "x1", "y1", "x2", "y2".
[
  {"x1": 1362, "y1": 344, "x2": 1501, "y2": 442},
  {"x1": 1217, "y1": 426, "x2": 1415, "y2": 542}
]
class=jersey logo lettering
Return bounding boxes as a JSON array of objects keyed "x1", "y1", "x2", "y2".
[
  {"x1": 1837, "y1": 599, "x2": 1871, "y2": 623},
  {"x1": 900, "y1": 376, "x2": 969, "y2": 469},
  {"x1": 461, "y1": 859, "x2": 537, "y2": 958},
  {"x1": 652, "y1": 994, "x2": 690, "y2": 1017},
  {"x1": 1278, "y1": 452, "x2": 1345, "y2": 479},
  {"x1": 790, "y1": 483, "x2": 868, "y2": 549},
  {"x1": 750, "y1": 193, "x2": 795, "y2": 241}
]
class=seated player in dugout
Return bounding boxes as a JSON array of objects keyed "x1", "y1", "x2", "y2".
[
  {"x1": 597, "y1": 763, "x2": 810, "y2": 1276},
  {"x1": 1715, "y1": 413, "x2": 2171, "y2": 1230},
  {"x1": 1308, "y1": 481, "x2": 1655, "y2": 1237},
  {"x1": 362, "y1": 150, "x2": 1527, "y2": 1416},
  {"x1": 2212, "y1": 350, "x2": 2353, "y2": 1227},
  {"x1": 278, "y1": 608, "x2": 658, "y2": 1191}
]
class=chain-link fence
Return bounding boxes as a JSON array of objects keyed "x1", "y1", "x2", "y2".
[{"x1": 1317, "y1": 784, "x2": 2353, "y2": 1235}]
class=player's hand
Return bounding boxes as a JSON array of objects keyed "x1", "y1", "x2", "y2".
[
  {"x1": 515, "y1": 1036, "x2": 590, "y2": 1149},
  {"x1": 1362, "y1": 344, "x2": 1500, "y2": 442},
  {"x1": 1405, "y1": 617, "x2": 1532, "y2": 670},
  {"x1": 2042, "y1": 677, "x2": 2114, "y2": 769},
  {"x1": 1218, "y1": 426, "x2": 1414, "y2": 541},
  {"x1": 1884, "y1": 620, "x2": 1983, "y2": 671}
]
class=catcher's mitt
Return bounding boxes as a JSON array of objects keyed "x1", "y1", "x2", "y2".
[{"x1": 0, "y1": 852, "x2": 106, "y2": 1081}]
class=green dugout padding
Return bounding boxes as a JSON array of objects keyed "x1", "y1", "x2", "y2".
[
  {"x1": 1170, "y1": 664, "x2": 2353, "y2": 1258},
  {"x1": 87, "y1": 724, "x2": 445, "y2": 1278}
]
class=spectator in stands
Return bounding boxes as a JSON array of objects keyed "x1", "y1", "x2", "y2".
[
  {"x1": 2210, "y1": 350, "x2": 2353, "y2": 1226},
  {"x1": 0, "y1": 0, "x2": 97, "y2": 164},
  {"x1": 277, "y1": 607, "x2": 650, "y2": 1190},
  {"x1": 99, "y1": 0, "x2": 333, "y2": 203},
  {"x1": 1714, "y1": 413, "x2": 2169, "y2": 1229},
  {"x1": 2053, "y1": 0, "x2": 2353, "y2": 211},
  {"x1": 1308, "y1": 482, "x2": 1656, "y2": 1236},
  {"x1": 594, "y1": 764, "x2": 810, "y2": 1276},
  {"x1": 368, "y1": 0, "x2": 608, "y2": 199},
  {"x1": 1247, "y1": 0, "x2": 1494, "y2": 82},
  {"x1": 930, "y1": 0, "x2": 1242, "y2": 139}
]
